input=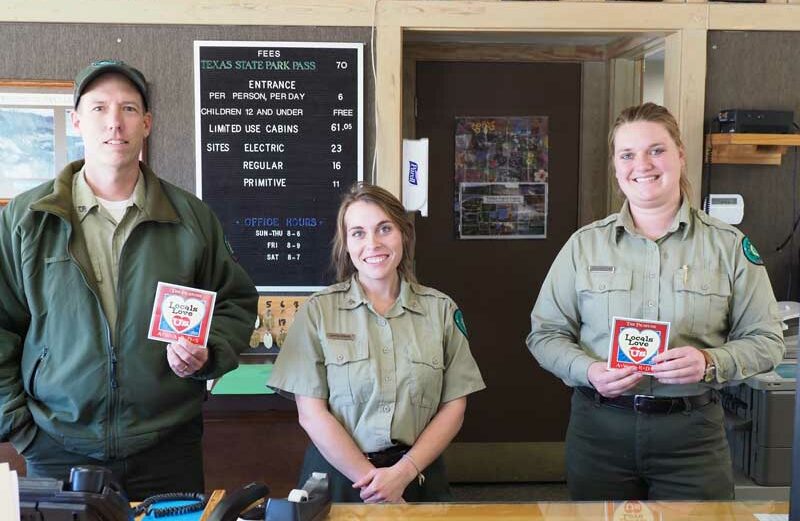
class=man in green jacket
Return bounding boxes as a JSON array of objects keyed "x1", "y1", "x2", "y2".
[{"x1": 0, "y1": 60, "x2": 258, "y2": 499}]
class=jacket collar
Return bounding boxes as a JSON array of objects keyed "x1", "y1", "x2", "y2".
[
  {"x1": 30, "y1": 160, "x2": 179, "y2": 224},
  {"x1": 73, "y1": 166, "x2": 147, "y2": 222}
]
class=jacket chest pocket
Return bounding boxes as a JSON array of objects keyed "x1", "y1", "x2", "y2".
[
  {"x1": 407, "y1": 343, "x2": 445, "y2": 410},
  {"x1": 674, "y1": 268, "x2": 731, "y2": 335},
  {"x1": 323, "y1": 338, "x2": 372, "y2": 406},
  {"x1": 577, "y1": 269, "x2": 633, "y2": 329}
]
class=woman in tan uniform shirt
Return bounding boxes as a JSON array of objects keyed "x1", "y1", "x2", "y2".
[
  {"x1": 527, "y1": 103, "x2": 783, "y2": 500},
  {"x1": 269, "y1": 183, "x2": 485, "y2": 503}
]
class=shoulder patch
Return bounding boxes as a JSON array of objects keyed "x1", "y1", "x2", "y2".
[
  {"x1": 454, "y1": 309, "x2": 468, "y2": 338},
  {"x1": 742, "y1": 236, "x2": 764, "y2": 266}
]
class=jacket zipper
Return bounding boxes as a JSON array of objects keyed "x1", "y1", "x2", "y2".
[
  {"x1": 30, "y1": 347, "x2": 49, "y2": 398},
  {"x1": 109, "y1": 219, "x2": 145, "y2": 458},
  {"x1": 64, "y1": 220, "x2": 119, "y2": 460}
]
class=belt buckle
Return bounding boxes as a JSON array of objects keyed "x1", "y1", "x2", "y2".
[{"x1": 633, "y1": 394, "x2": 655, "y2": 413}]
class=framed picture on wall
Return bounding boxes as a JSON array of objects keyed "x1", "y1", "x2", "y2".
[{"x1": 0, "y1": 80, "x2": 83, "y2": 206}]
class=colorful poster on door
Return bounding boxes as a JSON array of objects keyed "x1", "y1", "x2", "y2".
[
  {"x1": 607, "y1": 317, "x2": 670, "y2": 373},
  {"x1": 148, "y1": 282, "x2": 216, "y2": 346},
  {"x1": 454, "y1": 116, "x2": 549, "y2": 239}
]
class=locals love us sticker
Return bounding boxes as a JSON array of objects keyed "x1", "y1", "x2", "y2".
[
  {"x1": 162, "y1": 295, "x2": 207, "y2": 334},
  {"x1": 148, "y1": 282, "x2": 217, "y2": 346},
  {"x1": 608, "y1": 317, "x2": 670, "y2": 373}
]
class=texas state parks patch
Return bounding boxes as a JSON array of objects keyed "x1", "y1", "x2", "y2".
[
  {"x1": 454, "y1": 309, "x2": 468, "y2": 338},
  {"x1": 742, "y1": 236, "x2": 764, "y2": 266}
]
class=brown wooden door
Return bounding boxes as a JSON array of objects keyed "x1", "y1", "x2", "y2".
[{"x1": 414, "y1": 61, "x2": 581, "y2": 442}]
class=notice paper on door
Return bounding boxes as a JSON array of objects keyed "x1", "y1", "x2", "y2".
[{"x1": 607, "y1": 317, "x2": 670, "y2": 374}]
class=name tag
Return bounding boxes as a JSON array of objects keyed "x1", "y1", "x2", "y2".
[
  {"x1": 589, "y1": 265, "x2": 615, "y2": 273},
  {"x1": 326, "y1": 332, "x2": 355, "y2": 341}
]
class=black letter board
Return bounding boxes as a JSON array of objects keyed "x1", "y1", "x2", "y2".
[{"x1": 194, "y1": 41, "x2": 363, "y2": 292}]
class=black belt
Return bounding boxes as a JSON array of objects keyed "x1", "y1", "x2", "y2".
[
  {"x1": 578, "y1": 386, "x2": 715, "y2": 414},
  {"x1": 365, "y1": 444, "x2": 410, "y2": 468}
]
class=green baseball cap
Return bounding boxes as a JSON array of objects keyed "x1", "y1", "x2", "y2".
[{"x1": 74, "y1": 59, "x2": 149, "y2": 110}]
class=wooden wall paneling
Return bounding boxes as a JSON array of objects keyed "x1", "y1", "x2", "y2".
[{"x1": 203, "y1": 410, "x2": 309, "y2": 496}]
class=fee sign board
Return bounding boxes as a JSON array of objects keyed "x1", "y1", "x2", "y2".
[{"x1": 194, "y1": 41, "x2": 363, "y2": 292}]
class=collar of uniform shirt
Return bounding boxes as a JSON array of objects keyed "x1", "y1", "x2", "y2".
[
  {"x1": 338, "y1": 275, "x2": 426, "y2": 315},
  {"x1": 613, "y1": 198, "x2": 692, "y2": 243}
]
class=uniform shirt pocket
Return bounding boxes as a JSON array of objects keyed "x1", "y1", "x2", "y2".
[
  {"x1": 407, "y1": 346, "x2": 445, "y2": 409},
  {"x1": 674, "y1": 267, "x2": 731, "y2": 335},
  {"x1": 322, "y1": 337, "x2": 372, "y2": 406},
  {"x1": 576, "y1": 268, "x2": 633, "y2": 329}
]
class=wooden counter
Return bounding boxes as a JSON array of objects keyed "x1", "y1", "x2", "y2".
[{"x1": 326, "y1": 500, "x2": 788, "y2": 520}]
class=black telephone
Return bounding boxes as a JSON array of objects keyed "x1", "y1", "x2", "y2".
[
  {"x1": 19, "y1": 465, "x2": 133, "y2": 521},
  {"x1": 205, "y1": 481, "x2": 270, "y2": 521},
  {"x1": 204, "y1": 473, "x2": 330, "y2": 521}
]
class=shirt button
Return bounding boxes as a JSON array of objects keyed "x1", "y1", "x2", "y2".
[
  {"x1": 337, "y1": 354, "x2": 344, "y2": 361},
  {"x1": 384, "y1": 376, "x2": 391, "y2": 382},
  {"x1": 383, "y1": 405, "x2": 391, "y2": 413},
  {"x1": 377, "y1": 318, "x2": 387, "y2": 327},
  {"x1": 382, "y1": 346, "x2": 390, "y2": 354},
  {"x1": 647, "y1": 300, "x2": 655, "y2": 307},
  {"x1": 649, "y1": 273, "x2": 656, "y2": 279},
  {"x1": 702, "y1": 284, "x2": 709, "y2": 290},
  {"x1": 432, "y1": 357, "x2": 439, "y2": 365},
  {"x1": 599, "y1": 284, "x2": 607, "y2": 290}
]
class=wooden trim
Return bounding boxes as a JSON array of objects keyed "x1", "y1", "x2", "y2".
[
  {"x1": 672, "y1": 29, "x2": 707, "y2": 208},
  {"x1": 605, "y1": 34, "x2": 666, "y2": 60},
  {"x1": 402, "y1": 56, "x2": 416, "y2": 140},
  {"x1": 379, "y1": 2, "x2": 709, "y2": 31},
  {"x1": 375, "y1": 24, "x2": 403, "y2": 196},
  {"x1": 0, "y1": 199, "x2": 9, "y2": 207},
  {"x1": 8, "y1": 1, "x2": 800, "y2": 32},
  {"x1": 706, "y1": 133, "x2": 800, "y2": 165},
  {"x1": 580, "y1": 61, "x2": 610, "y2": 226},
  {"x1": 608, "y1": 57, "x2": 637, "y2": 214},
  {"x1": 710, "y1": 133, "x2": 800, "y2": 146},
  {"x1": 405, "y1": 42, "x2": 605, "y2": 62},
  {"x1": 0, "y1": 79, "x2": 72, "y2": 89}
]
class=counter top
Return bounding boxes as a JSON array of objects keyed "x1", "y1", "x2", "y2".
[{"x1": 326, "y1": 500, "x2": 788, "y2": 520}]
